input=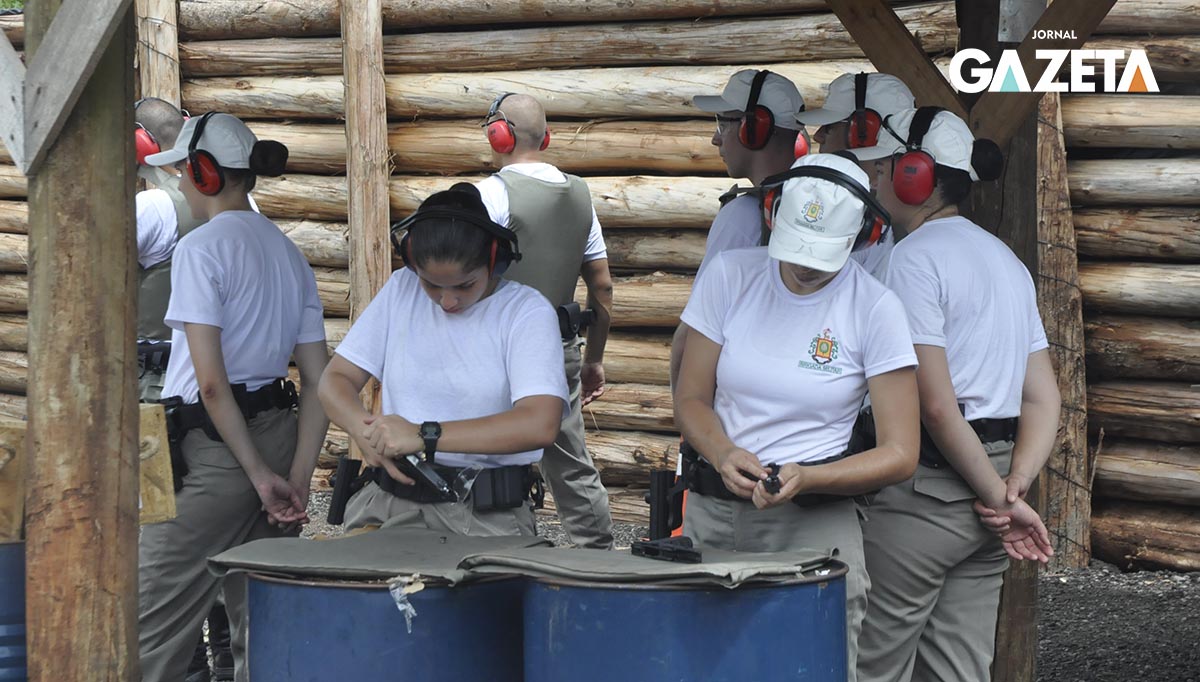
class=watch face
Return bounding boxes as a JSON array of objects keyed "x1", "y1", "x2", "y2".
[{"x1": 420, "y1": 422, "x2": 441, "y2": 438}]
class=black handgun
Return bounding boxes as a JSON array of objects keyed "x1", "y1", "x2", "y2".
[
  {"x1": 632, "y1": 535, "x2": 702, "y2": 564},
  {"x1": 396, "y1": 453, "x2": 457, "y2": 503},
  {"x1": 645, "y1": 469, "x2": 686, "y2": 541},
  {"x1": 158, "y1": 395, "x2": 188, "y2": 492},
  {"x1": 326, "y1": 456, "x2": 363, "y2": 525},
  {"x1": 762, "y1": 463, "x2": 782, "y2": 495}
]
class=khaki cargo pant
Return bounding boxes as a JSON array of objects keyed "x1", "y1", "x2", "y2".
[
  {"x1": 538, "y1": 339, "x2": 614, "y2": 549},
  {"x1": 138, "y1": 407, "x2": 297, "y2": 682},
  {"x1": 856, "y1": 442, "x2": 1013, "y2": 682},
  {"x1": 344, "y1": 480, "x2": 537, "y2": 537},
  {"x1": 685, "y1": 493, "x2": 869, "y2": 682}
]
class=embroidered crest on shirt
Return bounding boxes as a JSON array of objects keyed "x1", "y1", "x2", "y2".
[
  {"x1": 799, "y1": 329, "x2": 842, "y2": 375},
  {"x1": 803, "y1": 199, "x2": 824, "y2": 224}
]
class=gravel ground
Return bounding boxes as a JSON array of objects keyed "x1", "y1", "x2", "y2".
[{"x1": 302, "y1": 493, "x2": 1200, "y2": 680}]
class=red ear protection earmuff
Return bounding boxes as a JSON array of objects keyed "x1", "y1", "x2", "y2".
[
  {"x1": 186, "y1": 112, "x2": 225, "y2": 196},
  {"x1": 888, "y1": 106, "x2": 943, "y2": 206},
  {"x1": 760, "y1": 164, "x2": 892, "y2": 251},
  {"x1": 483, "y1": 93, "x2": 549, "y2": 154},
  {"x1": 793, "y1": 132, "x2": 809, "y2": 159},
  {"x1": 738, "y1": 70, "x2": 775, "y2": 151},
  {"x1": 135, "y1": 124, "x2": 159, "y2": 166},
  {"x1": 846, "y1": 73, "x2": 883, "y2": 150},
  {"x1": 392, "y1": 206, "x2": 522, "y2": 278}
]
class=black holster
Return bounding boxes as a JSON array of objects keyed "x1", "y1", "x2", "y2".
[
  {"x1": 327, "y1": 457, "x2": 368, "y2": 525},
  {"x1": 159, "y1": 395, "x2": 189, "y2": 493},
  {"x1": 645, "y1": 469, "x2": 686, "y2": 540},
  {"x1": 556, "y1": 302, "x2": 596, "y2": 341}
]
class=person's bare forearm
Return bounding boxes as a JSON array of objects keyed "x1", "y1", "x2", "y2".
[
  {"x1": 669, "y1": 323, "x2": 689, "y2": 393},
  {"x1": 1009, "y1": 395, "x2": 1059, "y2": 485},
  {"x1": 925, "y1": 412, "x2": 1006, "y2": 508},
  {"x1": 438, "y1": 398, "x2": 561, "y2": 455},
  {"x1": 199, "y1": 382, "x2": 271, "y2": 481},
  {"x1": 801, "y1": 442, "x2": 915, "y2": 496},
  {"x1": 583, "y1": 266, "x2": 613, "y2": 365},
  {"x1": 289, "y1": 384, "x2": 330, "y2": 483},
  {"x1": 318, "y1": 371, "x2": 374, "y2": 451},
  {"x1": 675, "y1": 396, "x2": 738, "y2": 467}
]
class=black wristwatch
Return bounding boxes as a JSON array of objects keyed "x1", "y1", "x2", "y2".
[{"x1": 419, "y1": 421, "x2": 442, "y2": 460}]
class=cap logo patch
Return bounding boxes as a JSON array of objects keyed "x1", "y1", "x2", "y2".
[{"x1": 803, "y1": 199, "x2": 824, "y2": 224}]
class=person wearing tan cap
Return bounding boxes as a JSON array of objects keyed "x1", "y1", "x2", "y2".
[
  {"x1": 798, "y1": 72, "x2": 916, "y2": 280},
  {"x1": 848, "y1": 107, "x2": 1059, "y2": 682},
  {"x1": 674, "y1": 153, "x2": 921, "y2": 681}
]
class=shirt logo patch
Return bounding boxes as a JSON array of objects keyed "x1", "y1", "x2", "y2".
[
  {"x1": 809, "y1": 328, "x2": 840, "y2": 365},
  {"x1": 803, "y1": 199, "x2": 824, "y2": 224}
]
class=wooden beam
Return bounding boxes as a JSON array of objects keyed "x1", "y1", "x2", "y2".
[
  {"x1": 341, "y1": 0, "x2": 390, "y2": 460},
  {"x1": 825, "y1": 0, "x2": 967, "y2": 118},
  {"x1": 23, "y1": 0, "x2": 134, "y2": 174},
  {"x1": 0, "y1": 30, "x2": 25, "y2": 172},
  {"x1": 970, "y1": 0, "x2": 1119, "y2": 145},
  {"x1": 23, "y1": 1, "x2": 139, "y2": 679},
  {"x1": 135, "y1": 0, "x2": 182, "y2": 106}
]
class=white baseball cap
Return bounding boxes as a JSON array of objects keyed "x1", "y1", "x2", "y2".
[
  {"x1": 144, "y1": 113, "x2": 259, "y2": 169},
  {"x1": 796, "y1": 72, "x2": 915, "y2": 127},
  {"x1": 693, "y1": 69, "x2": 806, "y2": 131},
  {"x1": 768, "y1": 153, "x2": 874, "y2": 272},
  {"x1": 848, "y1": 107, "x2": 982, "y2": 180}
]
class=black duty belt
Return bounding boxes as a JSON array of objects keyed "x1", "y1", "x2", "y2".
[
  {"x1": 369, "y1": 463, "x2": 542, "y2": 511},
  {"x1": 165, "y1": 378, "x2": 298, "y2": 443},
  {"x1": 679, "y1": 443, "x2": 854, "y2": 508},
  {"x1": 919, "y1": 417, "x2": 1017, "y2": 469}
]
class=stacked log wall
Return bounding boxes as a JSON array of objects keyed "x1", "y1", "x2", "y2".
[{"x1": 3, "y1": 2, "x2": 1199, "y2": 547}]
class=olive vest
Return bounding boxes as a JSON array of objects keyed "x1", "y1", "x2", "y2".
[
  {"x1": 137, "y1": 168, "x2": 206, "y2": 341},
  {"x1": 497, "y1": 170, "x2": 594, "y2": 307}
]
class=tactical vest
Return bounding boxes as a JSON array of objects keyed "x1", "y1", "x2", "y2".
[
  {"x1": 497, "y1": 170, "x2": 593, "y2": 307},
  {"x1": 137, "y1": 169, "x2": 206, "y2": 341}
]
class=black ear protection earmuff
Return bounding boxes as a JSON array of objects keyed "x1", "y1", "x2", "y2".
[
  {"x1": 759, "y1": 163, "x2": 892, "y2": 252},
  {"x1": 391, "y1": 206, "x2": 522, "y2": 278},
  {"x1": 186, "y1": 112, "x2": 225, "y2": 196},
  {"x1": 482, "y1": 93, "x2": 550, "y2": 155},
  {"x1": 846, "y1": 73, "x2": 883, "y2": 149},
  {"x1": 738, "y1": 70, "x2": 775, "y2": 151},
  {"x1": 887, "y1": 106, "x2": 943, "y2": 206}
]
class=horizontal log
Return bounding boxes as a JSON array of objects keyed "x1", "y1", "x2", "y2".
[
  {"x1": 1091, "y1": 500, "x2": 1200, "y2": 571},
  {"x1": 0, "y1": 275, "x2": 26, "y2": 313},
  {"x1": 1079, "y1": 263, "x2": 1200, "y2": 318},
  {"x1": 0, "y1": 201, "x2": 26, "y2": 234},
  {"x1": 0, "y1": 166, "x2": 25, "y2": 199},
  {"x1": 0, "y1": 314, "x2": 25, "y2": 352},
  {"x1": 1062, "y1": 96, "x2": 1200, "y2": 149},
  {"x1": 279, "y1": 220, "x2": 347, "y2": 269},
  {"x1": 576, "y1": 272, "x2": 691, "y2": 329},
  {"x1": 584, "y1": 382, "x2": 675, "y2": 434},
  {"x1": 254, "y1": 174, "x2": 729, "y2": 229},
  {"x1": 0, "y1": 14, "x2": 21, "y2": 49},
  {"x1": 1083, "y1": 36, "x2": 1200, "y2": 84},
  {"x1": 1069, "y1": 159, "x2": 1200, "y2": 207},
  {"x1": 603, "y1": 333, "x2": 673, "y2": 386},
  {"x1": 179, "y1": 0, "x2": 851, "y2": 40},
  {"x1": 1094, "y1": 439, "x2": 1200, "y2": 506},
  {"x1": 1085, "y1": 315, "x2": 1200, "y2": 382},
  {"x1": 604, "y1": 230, "x2": 705, "y2": 273},
  {"x1": 313, "y1": 267, "x2": 349, "y2": 317},
  {"x1": 183, "y1": 61, "x2": 882, "y2": 120},
  {"x1": 544, "y1": 484, "x2": 650, "y2": 528},
  {"x1": 1074, "y1": 207, "x2": 1200, "y2": 261},
  {"x1": 0, "y1": 233, "x2": 25, "y2": 273},
  {"x1": 248, "y1": 120, "x2": 723, "y2": 175},
  {"x1": 0, "y1": 393, "x2": 23, "y2": 421},
  {"x1": 0, "y1": 351, "x2": 25, "y2": 394},
  {"x1": 1088, "y1": 381, "x2": 1200, "y2": 443},
  {"x1": 179, "y1": 3, "x2": 956, "y2": 77},
  {"x1": 1096, "y1": 0, "x2": 1200, "y2": 35},
  {"x1": 587, "y1": 429, "x2": 678, "y2": 488}
]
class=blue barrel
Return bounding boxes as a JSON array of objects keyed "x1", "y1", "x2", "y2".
[
  {"x1": 247, "y1": 574, "x2": 523, "y2": 682},
  {"x1": 0, "y1": 543, "x2": 26, "y2": 681},
  {"x1": 524, "y1": 560, "x2": 848, "y2": 682}
]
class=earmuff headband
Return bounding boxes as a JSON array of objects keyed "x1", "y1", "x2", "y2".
[
  {"x1": 760, "y1": 165, "x2": 892, "y2": 227},
  {"x1": 485, "y1": 93, "x2": 513, "y2": 124},
  {"x1": 746, "y1": 70, "x2": 768, "y2": 113},
  {"x1": 188, "y1": 112, "x2": 215, "y2": 180},
  {"x1": 853, "y1": 73, "x2": 868, "y2": 145},
  {"x1": 390, "y1": 207, "x2": 522, "y2": 262},
  {"x1": 904, "y1": 106, "x2": 943, "y2": 152}
]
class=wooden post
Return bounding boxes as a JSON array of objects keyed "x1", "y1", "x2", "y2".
[
  {"x1": 23, "y1": 1, "x2": 139, "y2": 680},
  {"x1": 135, "y1": 0, "x2": 182, "y2": 106},
  {"x1": 341, "y1": 0, "x2": 390, "y2": 455}
]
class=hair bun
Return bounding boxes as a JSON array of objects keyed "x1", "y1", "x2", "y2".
[
  {"x1": 971, "y1": 139, "x2": 1004, "y2": 181},
  {"x1": 249, "y1": 140, "x2": 289, "y2": 177},
  {"x1": 419, "y1": 182, "x2": 490, "y2": 218}
]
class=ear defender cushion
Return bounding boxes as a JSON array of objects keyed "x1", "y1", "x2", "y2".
[
  {"x1": 188, "y1": 149, "x2": 225, "y2": 196},
  {"x1": 539, "y1": 129, "x2": 551, "y2": 151},
  {"x1": 487, "y1": 120, "x2": 516, "y2": 154},
  {"x1": 846, "y1": 110, "x2": 882, "y2": 149},
  {"x1": 761, "y1": 187, "x2": 781, "y2": 231},
  {"x1": 135, "y1": 125, "x2": 159, "y2": 166},
  {"x1": 793, "y1": 132, "x2": 810, "y2": 159},
  {"x1": 893, "y1": 150, "x2": 937, "y2": 205},
  {"x1": 738, "y1": 107, "x2": 774, "y2": 150}
]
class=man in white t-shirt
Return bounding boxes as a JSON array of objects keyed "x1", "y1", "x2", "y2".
[
  {"x1": 797, "y1": 72, "x2": 916, "y2": 278},
  {"x1": 669, "y1": 69, "x2": 807, "y2": 389},
  {"x1": 474, "y1": 93, "x2": 615, "y2": 549},
  {"x1": 139, "y1": 113, "x2": 330, "y2": 682}
]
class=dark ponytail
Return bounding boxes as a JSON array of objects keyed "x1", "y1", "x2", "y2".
[
  {"x1": 224, "y1": 140, "x2": 289, "y2": 192},
  {"x1": 971, "y1": 139, "x2": 1004, "y2": 181}
]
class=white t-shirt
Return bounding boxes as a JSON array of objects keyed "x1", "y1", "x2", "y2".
[
  {"x1": 694, "y1": 191, "x2": 894, "y2": 281},
  {"x1": 162, "y1": 210, "x2": 326, "y2": 403},
  {"x1": 334, "y1": 270, "x2": 569, "y2": 469},
  {"x1": 476, "y1": 162, "x2": 607, "y2": 262},
  {"x1": 136, "y1": 189, "x2": 260, "y2": 269},
  {"x1": 682, "y1": 247, "x2": 917, "y2": 465},
  {"x1": 885, "y1": 216, "x2": 1048, "y2": 421}
]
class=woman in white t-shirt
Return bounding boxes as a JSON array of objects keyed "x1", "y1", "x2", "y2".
[
  {"x1": 318, "y1": 184, "x2": 568, "y2": 537},
  {"x1": 674, "y1": 153, "x2": 921, "y2": 680},
  {"x1": 848, "y1": 107, "x2": 1060, "y2": 682}
]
